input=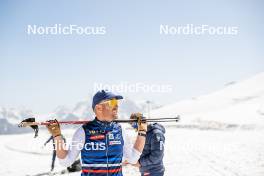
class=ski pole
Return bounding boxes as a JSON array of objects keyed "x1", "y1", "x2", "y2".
[
  {"x1": 18, "y1": 116, "x2": 180, "y2": 127},
  {"x1": 18, "y1": 116, "x2": 180, "y2": 138}
]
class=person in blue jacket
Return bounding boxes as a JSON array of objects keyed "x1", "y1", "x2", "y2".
[
  {"x1": 130, "y1": 114, "x2": 166, "y2": 176},
  {"x1": 45, "y1": 90, "x2": 147, "y2": 176}
]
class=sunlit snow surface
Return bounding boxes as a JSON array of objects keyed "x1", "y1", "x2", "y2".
[{"x1": 0, "y1": 128, "x2": 263, "y2": 176}]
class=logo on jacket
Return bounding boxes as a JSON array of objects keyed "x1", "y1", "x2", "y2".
[
  {"x1": 90, "y1": 134, "x2": 105, "y2": 140},
  {"x1": 109, "y1": 133, "x2": 114, "y2": 140},
  {"x1": 109, "y1": 140, "x2": 121, "y2": 145},
  {"x1": 108, "y1": 132, "x2": 121, "y2": 140}
]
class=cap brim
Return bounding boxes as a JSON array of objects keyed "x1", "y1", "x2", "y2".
[
  {"x1": 114, "y1": 95, "x2": 123, "y2": 100},
  {"x1": 106, "y1": 94, "x2": 123, "y2": 100}
]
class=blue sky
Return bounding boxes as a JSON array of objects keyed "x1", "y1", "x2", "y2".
[{"x1": 0, "y1": 0, "x2": 263, "y2": 113}]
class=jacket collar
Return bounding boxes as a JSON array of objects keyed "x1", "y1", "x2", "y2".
[{"x1": 94, "y1": 117, "x2": 114, "y2": 130}]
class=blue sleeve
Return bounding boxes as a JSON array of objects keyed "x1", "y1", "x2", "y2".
[{"x1": 139, "y1": 131, "x2": 165, "y2": 166}]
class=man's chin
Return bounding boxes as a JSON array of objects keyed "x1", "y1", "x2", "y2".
[{"x1": 112, "y1": 112, "x2": 118, "y2": 119}]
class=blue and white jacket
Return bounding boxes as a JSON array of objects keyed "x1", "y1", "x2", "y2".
[
  {"x1": 59, "y1": 117, "x2": 141, "y2": 176},
  {"x1": 81, "y1": 118, "x2": 124, "y2": 176}
]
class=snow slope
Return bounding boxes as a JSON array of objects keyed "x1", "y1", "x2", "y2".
[
  {"x1": 151, "y1": 72, "x2": 264, "y2": 126},
  {"x1": 1, "y1": 128, "x2": 263, "y2": 176}
]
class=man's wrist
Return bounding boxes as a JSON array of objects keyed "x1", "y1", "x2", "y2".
[
  {"x1": 53, "y1": 134, "x2": 62, "y2": 138},
  {"x1": 138, "y1": 132, "x2": 146, "y2": 137}
]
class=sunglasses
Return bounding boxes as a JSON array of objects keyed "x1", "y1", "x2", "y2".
[{"x1": 100, "y1": 99, "x2": 119, "y2": 108}]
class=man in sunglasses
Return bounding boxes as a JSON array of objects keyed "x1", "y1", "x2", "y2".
[{"x1": 46, "y1": 90, "x2": 147, "y2": 176}]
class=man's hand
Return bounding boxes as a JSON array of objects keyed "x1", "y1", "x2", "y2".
[
  {"x1": 46, "y1": 119, "x2": 61, "y2": 137},
  {"x1": 130, "y1": 113, "x2": 147, "y2": 132},
  {"x1": 46, "y1": 119, "x2": 68, "y2": 159}
]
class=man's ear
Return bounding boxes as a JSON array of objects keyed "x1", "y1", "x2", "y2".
[{"x1": 95, "y1": 104, "x2": 103, "y2": 113}]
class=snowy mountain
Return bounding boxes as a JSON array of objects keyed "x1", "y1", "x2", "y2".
[
  {"x1": 0, "y1": 107, "x2": 33, "y2": 134},
  {"x1": 151, "y1": 72, "x2": 264, "y2": 128},
  {"x1": 0, "y1": 97, "x2": 156, "y2": 134},
  {"x1": 0, "y1": 107, "x2": 34, "y2": 124},
  {"x1": 135, "y1": 100, "x2": 162, "y2": 114}
]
